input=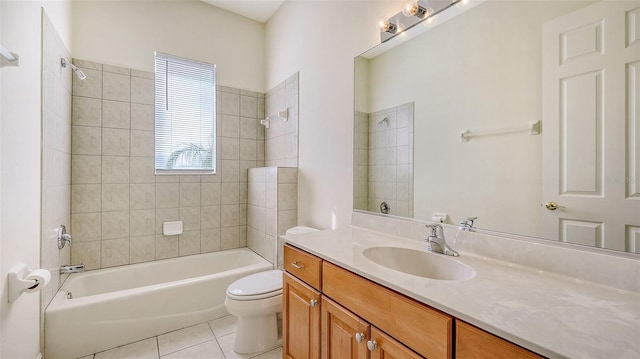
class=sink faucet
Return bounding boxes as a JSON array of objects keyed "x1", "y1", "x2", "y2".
[
  {"x1": 60, "y1": 263, "x2": 84, "y2": 274},
  {"x1": 425, "y1": 224, "x2": 459, "y2": 257}
]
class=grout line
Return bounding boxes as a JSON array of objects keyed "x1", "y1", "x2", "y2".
[{"x1": 156, "y1": 336, "x2": 160, "y2": 359}]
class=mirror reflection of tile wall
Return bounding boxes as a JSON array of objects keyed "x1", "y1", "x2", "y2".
[
  {"x1": 265, "y1": 72, "x2": 299, "y2": 167},
  {"x1": 355, "y1": 103, "x2": 414, "y2": 217}
]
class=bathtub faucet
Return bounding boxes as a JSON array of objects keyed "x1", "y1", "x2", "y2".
[{"x1": 60, "y1": 263, "x2": 84, "y2": 274}]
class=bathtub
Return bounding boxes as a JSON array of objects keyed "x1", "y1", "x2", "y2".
[{"x1": 44, "y1": 248, "x2": 273, "y2": 359}]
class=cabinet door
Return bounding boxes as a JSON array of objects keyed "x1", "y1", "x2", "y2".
[
  {"x1": 283, "y1": 272, "x2": 321, "y2": 359},
  {"x1": 456, "y1": 321, "x2": 543, "y2": 359},
  {"x1": 368, "y1": 327, "x2": 424, "y2": 359},
  {"x1": 321, "y1": 297, "x2": 370, "y2": 359}
]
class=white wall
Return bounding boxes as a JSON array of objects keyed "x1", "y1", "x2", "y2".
[
  {"x1": 265, "y1": 0, "x2": 401, "y2": 229},
  {"x1": 72, "y1": 0, "x2": 265, "y2": 92},
  {"x1": 0, "y1": 2, "x2": 72, "y2": 358}
]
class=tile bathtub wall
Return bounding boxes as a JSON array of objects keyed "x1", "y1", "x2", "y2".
[
  {"x1": 70, "y1": 59, "x2": 265, "y2": 270},
  {"x1": 367, "y1": 103, "x2": 414, "y2": 218},
  {"x1": 265, "y1": 73, "x2": 299, "y2": 167},
  {"x1": 40, "y1": 12, "x2": 72, "y2": 352},
  {"x1": 247, "y1": 167, "x2": 298, "y2": 267}
]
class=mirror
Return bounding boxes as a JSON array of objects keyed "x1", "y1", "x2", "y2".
[{"x1": 354, "y1": 0, "x2": 640, "y2": 253}]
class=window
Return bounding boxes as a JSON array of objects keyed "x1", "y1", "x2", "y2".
[{"x1": 154, "y1": 52, "x2": 216, "y2": 174}]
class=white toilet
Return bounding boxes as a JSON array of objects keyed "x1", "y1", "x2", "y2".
[{"x1": 225, "y1": 226, "x2": 318, "y2": 354}]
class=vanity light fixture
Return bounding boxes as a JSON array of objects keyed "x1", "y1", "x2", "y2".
[
  {"x1": 455, "y1": 0, "x2": 472, "y2": 9},
  {"x1": 376, "y1": 18, "x2": 398, "y2": 34},
  {"x1": 402, "y1": 0, "x2": 430, "y2": 18}
]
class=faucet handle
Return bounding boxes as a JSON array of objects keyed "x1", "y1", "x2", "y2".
[
  {"x1": 458, "y1": 217, "x2": 477, "y2": 231},
  {"x1": 425, "y1": 224, "x2": 442, "y2": 238}
]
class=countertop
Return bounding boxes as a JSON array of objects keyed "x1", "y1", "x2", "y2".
[{"x1": 284, "y1": 226, "x2": 640, "y2": 359}]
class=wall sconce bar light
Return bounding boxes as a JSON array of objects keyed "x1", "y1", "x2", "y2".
[
  {"x1": 379, "y1": 0, "x2": 467, "y2": 43},
  {"x1": 0, "y1": 43, "x2": 20, "y2": 68}
]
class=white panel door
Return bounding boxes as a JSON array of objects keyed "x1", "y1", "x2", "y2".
[{"x1": 542, "y1": 0, "x2": 640, "y2": 252}]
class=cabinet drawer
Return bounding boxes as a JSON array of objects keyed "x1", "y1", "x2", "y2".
[
  {"x1": 323, "y1": 262, "x2": 452, "y2": 359},
  {"x1": 455, "y1": 321, "x2": 544, "y2": 359},
  {"x1": 284, "y1": 245, "x2": 322, "y2": 290}
]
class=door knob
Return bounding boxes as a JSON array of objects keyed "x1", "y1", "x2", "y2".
[
  {"x1": 355, "y1": 332, "x2": 365, "y2": 343},
  {"x1": 543, "y1": 201, "x2": 566, "y2": 211}
]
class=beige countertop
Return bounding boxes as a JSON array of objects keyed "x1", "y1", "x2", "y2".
[{"x1": 284, "y1": 226, "x2": 640, "y2": 359}]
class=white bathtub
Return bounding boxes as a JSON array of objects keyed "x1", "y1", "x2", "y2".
[{"x1": 44, "y1": 248, "x2": 273, "y2": 359}]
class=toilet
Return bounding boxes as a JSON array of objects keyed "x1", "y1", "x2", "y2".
[{"x1": 225, "y1": 226, "x2": 318, "y2": 354}]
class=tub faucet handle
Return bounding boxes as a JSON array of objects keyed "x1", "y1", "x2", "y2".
[{"x1": 57, "y1": 225, "x2": 73, "y2": 249}]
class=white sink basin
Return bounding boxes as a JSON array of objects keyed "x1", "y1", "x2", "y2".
[{"x1": 362, "y1": 247, "x2": 476, "y2": 281}]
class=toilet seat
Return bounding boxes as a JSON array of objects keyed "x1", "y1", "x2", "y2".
[{"x1": 226, "y1": 270, "x2": 282, "y2": 301}]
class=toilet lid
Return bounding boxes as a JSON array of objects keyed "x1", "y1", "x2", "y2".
[{"x1": 227, "y1": 270, "x2": 283, "y2": 298}]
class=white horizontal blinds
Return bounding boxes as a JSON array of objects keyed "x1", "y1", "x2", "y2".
[{"x1": 155, "y1": 52, "x2": 216, "y2": 173}]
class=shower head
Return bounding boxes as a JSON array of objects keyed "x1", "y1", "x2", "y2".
[
  {"x1": 60, "y1": 58, "x2": 87, "y2": 80},
  {"x1": 377, "y1": 117, "x2": 389, "y2": 127}
]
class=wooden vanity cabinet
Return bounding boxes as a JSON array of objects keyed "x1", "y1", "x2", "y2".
[
  {"x1": 455, "y1": 321, "x2": 544, "y2": 359},
  {"x1": 283, "y1": 272, "x2": 321, "y2": 359}
]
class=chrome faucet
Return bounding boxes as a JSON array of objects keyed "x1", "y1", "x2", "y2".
[
  {"x1": 60, "y1": 263, "x2": 84, "y2": 274},
  {"x1": 425, "y1": 224, "x2": 459, "y2": 257},
  {"x1": 458, "y1": 217, "x2": 477, "y2": 231}
]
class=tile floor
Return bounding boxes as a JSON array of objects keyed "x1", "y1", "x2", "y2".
[{"x1": 77, "y1": 315, "x2": 282, "y2": 359}]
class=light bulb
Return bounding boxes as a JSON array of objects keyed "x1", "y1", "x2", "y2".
[
  {"x1": 376, "y1": 17, "x2": 398, "y2": 33},
  {"x1": 455, "y1": 0, "x2": 471, "y2": 9},
  {"x1": 402, "y1": 0, "x2": 428, "y2": 18}
]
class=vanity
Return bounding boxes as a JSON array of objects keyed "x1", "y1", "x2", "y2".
[{"x1": 281, "y1": 213, "x2": 640, "y2": 359}]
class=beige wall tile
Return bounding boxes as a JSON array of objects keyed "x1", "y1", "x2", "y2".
[
  {"x1": 201, "y1": 228, "x2": 221, "y2": 253},
  {"x1": 156, "y1": 208, "x2": 179, "y2": 234},
  {"x1": 180, "y1": 206, "x2": 201, "y2": 231},
  {"x1": 72, "y1": 126, "x2": 101, "y2": 155},
  {"x1": 130, "y1": 130, "x2": 154, "y2": 157},
  {"x1": 239, "y1": 139, "x2": 256, "y2": 161},
  {"x1": 102, "y1": 184, "x2": 130, "y2": 211},
  {"x1": 156, "y1": 183, "x2": 179, "y2": 208},
  {"x1": 72, "y1": 155, "x2": 101, "y2": 184},
  {"x1": 220, "y1": 137, "x2": 239, "y2": 160},
  {"x1": 130, "y1": 156, "x2": 155, "y2": 183},
  {"x1": 102, "y1": 156, "x2": 130, "y2": 183},
  {"x1": 73, "y1": 68, "x2": 102, "y2": 98},
  {"x1": 130, "y1": 183, "x2": 155, "y2": 209},
  {"x1": 219, "y1": 160, "x2": 239, "y2": 182},
  {"x1": 179, "y1": 231, "x2": 201, "y2": 256},
  {"x1": 221, "y1": 204, "x2": 239, "y2": 227},
  {"x1": 240, "y1": 117, "x2": 257, "y2": 140},
  {"x1": 278, "y1": 184, "x2": 297, "y2": 210},
  {"x1": 201, "y1": 206, "x2": 221, "y2": 229},
  {"x1": 179, "y1": 183, "x2": 201, "y2": 207},
  {"x1": 131, "y1": 69, "x2": 154, "y2": 79},
  {"x1": 71, "y1": 241, "x2": 101, "y2": 270},
  {"x1": 131, "y1": 103, "x2": 154, "y2": 131},
  {"x1": 71, "y1": 213, "x2": 102, "y2": 242},
  {"x1": 221, "y1": 182, "x2": 239, "y2": 205},
  {"x1": 72, "y1": 96, "x2": 101, "y2": 126},
  {"x1": 72, "y1": 184, "x2": 101, "y2": 213},
  {"x1": 131, "y1": 76, "x2": 154, "y2": 105},
  {"x1": 102, "y1": 128, "x2": 130, "y2": 156},
  {"x1": 103, "y1": 100, "x2": 130, "y2": 129},
  {"x1": 220, "y1": 114, "x2": 239, "y2": 138},
  {"x1": 130, "y1": 235, "x2": 155, "y2": 264},
  {"x1": 130, "y1": 209, "x2": 155, "y2": 236},
  {"x1": 277, "y1": 210, "x2": 297, "y2": 236},
  {"x1": 103, "y1": 64, "x2": 130, "y2": 75},
  {"x1": 201, "y1": 182, "x2": 221, "y2": 206},
  {"x1": 103, "y1": 72, "x2": 130, "y2": 102},
  {"x1": 102, "y1": 211, "x2": 130, "y2": 239},
  {"x1": 220, "y1": 92, "x2": 239, "y2": 116},
  {"x1": 101, "y1": 237, "x2": 130, "y2": 267},
  {"x1": 265, "y1": 208, "x2": 276, "y2": 236},
  {"x1": 155, "y1": 235, "x2": 178, "y2": 259},
  {"x1": 221, "y1": 226, "x2": 239, "y2": 250},
  {"x1": 240, "y1": 95, "x2": 257, "y2": 118}
]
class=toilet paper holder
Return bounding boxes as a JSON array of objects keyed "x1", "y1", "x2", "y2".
[{"x1": 7, "y1": 264, "x2": 50, "y2": 302}]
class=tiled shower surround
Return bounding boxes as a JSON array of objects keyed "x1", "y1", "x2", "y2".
[
  {"x1": 247, "y1": 167, "x2": 298, "y2": 268},
  {"x1": 265, "y1": 72, "x2": 299, "y2": 167},
  {"x1": 354, "y1": 103, "x2": 414, "y2": 218},
  {"x1": 70, "y1": 59, "x2": 268, "y2": 269}
]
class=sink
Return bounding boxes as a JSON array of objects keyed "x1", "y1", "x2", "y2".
[{"x1": 362, "y1": 247, "x2": 476, "y2": 281}]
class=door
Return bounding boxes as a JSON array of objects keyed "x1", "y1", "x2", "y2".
[
  {"x1": 368, "y1": 327, "x2": 424, "y2": 359},
  {"x1": 283, "y1": 272, "x2": 321, "y2": 359},
  {"x1": 542, "y1": 0, "x2": 640, "y2": 251},
  {"x1": 321, "y1": 297, "x2": 369, "y2": 359}
]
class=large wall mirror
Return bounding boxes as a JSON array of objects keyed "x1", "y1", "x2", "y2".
[{"x1": 354, "y1": 0, "x2": 640, "y2": 254}]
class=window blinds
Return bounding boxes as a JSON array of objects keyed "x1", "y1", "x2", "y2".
[{"x1": 154, "y1": 52, "x2": 216, "y2": 174}]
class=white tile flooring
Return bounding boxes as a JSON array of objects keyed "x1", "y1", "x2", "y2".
[{"x1": 77, "y1": 315, "x2": 282, "y2": 359}]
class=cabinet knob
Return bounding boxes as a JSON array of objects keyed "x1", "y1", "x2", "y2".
[
  {"x1": 355, "y1": 332, "x2": 365, "y2": 343},
  {"x1": 367, "y1": 340, "x2": 377, "y2": 351},
  {"x1": 310, "y1": 299, "x2": 318, "y2": 307}
]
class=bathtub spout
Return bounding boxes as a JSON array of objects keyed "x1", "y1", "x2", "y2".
[{"x1": 60, "y1": 263, "x2": 84, "y2": 274}]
